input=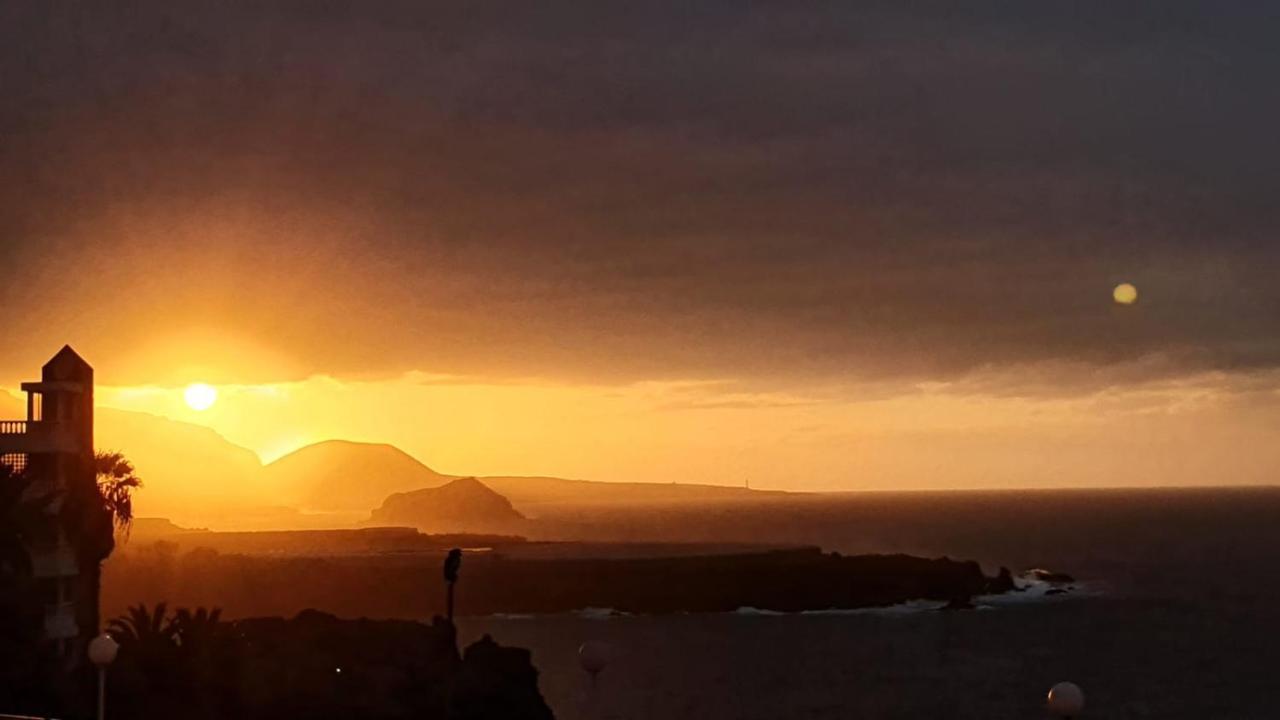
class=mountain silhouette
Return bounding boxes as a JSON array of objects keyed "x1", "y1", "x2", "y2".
[
  {"x1": 0, "y1": 390, "x2": 23, "y2": 418},
  {"x1": 368, "y1": 477, "x2": 525, "y2": 533},
  {"x1": 263, "y1": 439, "x2": 452, "y2": 513},
  {"x1": 1, "y1": 394, "x2": 291, "y2": 526},
  {"x1": 262, "y1": 440, "x2": 780, "y2": 518},
  {"x1": 480, "y1": 475, "x2": 780, "y2": 515},
  {"x1": 97, "y1": 407, "x2": 265, "y2": 511},
  {"x1": 0, "y1": 391, "x2": 787, "y2": 530}
]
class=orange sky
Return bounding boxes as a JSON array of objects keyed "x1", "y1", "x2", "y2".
[
  {"x1": 22, "y1": 363, "x2": 1266, "y2": 492},
  {"x1": 4, "y1": 3, "x2": 1280, "y2": 493}
]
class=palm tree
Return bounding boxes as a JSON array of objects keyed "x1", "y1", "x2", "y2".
[
  {"x1": 107, "y1": 602, "x2": 174, "y2": 651},
  {"x1": 107, "y1": 603, "x2": 181, "y2": 684},
  {"x1": 169, "y1": 606, "x2": 224, "y2": 651},
  {"x1": 106, "y1": 603, "x2": 185, "y2": 717},
  {"x1": 106, "y1": 604, "x2": 236, "y2": 718},
  {"x1": 168, "y1": 606, "x2": 237, "y2": 705},
  {"x1": 66, "y1": 451, "x2": 143, "y2": 634},
  {"x1": 94, "y1": 451, "x2": 142, "y2": 534}
]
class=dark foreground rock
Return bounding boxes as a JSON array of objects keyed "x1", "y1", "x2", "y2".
[
  {"x1": 3, "y1": 608, "x2": 553, "y2": 720},
  {"x1": 218, "y1": 610, "x2": 553, "y2": 720},
  {"x1": 986, "y1": 566, "x2": 1018, "y2": 594}
]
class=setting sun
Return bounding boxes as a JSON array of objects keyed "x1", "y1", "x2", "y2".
[{"x1": 183, "y1": 383, "x2": 218, "y2": 411}]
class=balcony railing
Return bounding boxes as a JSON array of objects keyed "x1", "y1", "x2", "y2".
[
  {"x1": 0, "y1": 420, "x2": 28, "y2": 435},
  {"x1": 0, "y1": 421, "x2": 79, "y2": 454}
]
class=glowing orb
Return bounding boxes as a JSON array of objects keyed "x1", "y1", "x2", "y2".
[
  {"x1": 183, "y1": 383, "x2": 218, "y2": 411},
  {"x1": 1046, "y1": 681, "x2": 1085, "y2": 717},
  {"x1": 1113, "y1": 282, "x2": 1138, "y2": 305}
]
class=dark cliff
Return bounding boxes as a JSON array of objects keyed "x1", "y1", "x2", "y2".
[{"x1": 105, "y1": 546, "x2": 1010, "y2": 618}]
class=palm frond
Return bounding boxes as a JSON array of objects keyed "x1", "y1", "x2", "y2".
[{"x1": 94, "y1": 450, "x2": 143, "y2": 532}]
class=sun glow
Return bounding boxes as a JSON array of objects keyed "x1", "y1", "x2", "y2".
[{"x1": 183, "y1": 383, "x2": 218, "y2": 411}]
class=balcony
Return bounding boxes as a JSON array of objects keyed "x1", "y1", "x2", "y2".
[{"x1": 0, "y1": 420, "x2": 81, "y2": 455}]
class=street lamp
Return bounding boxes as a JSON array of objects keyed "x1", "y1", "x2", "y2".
[
  {"x1": 578, "y1": 641, "x2": 609, "y2": 685},
  {"x1": 87, "y1": 633, "x2": 119, "y2": 720},
  {"x1": 443, "y1": 548, "x2": 462, "y2": 623},
  {"x1": 578, "y1": 641, "x2": 610, "y2": 720},
  {"x1": 1046, "y1": 681, "x2": 1085, "y2": 718}
]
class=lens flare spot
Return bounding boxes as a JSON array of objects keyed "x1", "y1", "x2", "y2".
[{"x1": 1113, "y1": 283, "x2": 1138, "y2": 305}]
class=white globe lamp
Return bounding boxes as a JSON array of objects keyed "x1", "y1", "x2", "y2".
[
  {"x1": 88, "y1": 633, "x2": 120, "y2": 720},
  {"x1": 88, "y1": 633, "x2": 119, "y2": 666},
  {"x1": 579, "y1": 641, "x2": 609, "y2": 680},
  {"x1": 1047, "y1": 681, "x2": 1085, "y2": 718}
]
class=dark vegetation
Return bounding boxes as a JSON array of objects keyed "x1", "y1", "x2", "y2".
[
  {"x1": 0, "y1": 454, "x2": 141, "y2": 716},
  {"x1": 127, "y1": 522, "x2": 526, "y2": 555},
  {"x1": 101, "y1": 603, "x2": 553, "y2": 720},
  {"x1": 3, "y1": 456, "x2": 554, "y2": 719}
]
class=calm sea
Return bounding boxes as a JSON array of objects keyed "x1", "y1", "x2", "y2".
[{"x1": 460, "y1": 487, "x2": 1280, "y2": 719}]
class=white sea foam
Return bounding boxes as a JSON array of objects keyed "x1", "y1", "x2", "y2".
[
  {"x1": 799, "y1": 599, "x2": 949, "y2": 616},
  {"x1": 575, "y1": 607, "x2": 630, "y2": 619},
  {"x1": 733, "y1": 607, "x2": 786, "y2": 616},
  {"x1": 974, "y1": 571, "x2": 1099, "y2": 609}
]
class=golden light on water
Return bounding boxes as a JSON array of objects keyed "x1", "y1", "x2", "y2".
[
  {"x1": 1113, "y1": 282, "x2": 1138, "y2": 305},
  {"x1": 183, "y1": 383, "x2": 218, "y2": 411}
]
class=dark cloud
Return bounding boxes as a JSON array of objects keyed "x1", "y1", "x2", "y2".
[{"x1": 2, "y1": 1, "x2": 1278, "y2": 387}]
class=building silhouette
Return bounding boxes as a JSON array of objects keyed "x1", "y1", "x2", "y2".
[{"x1": 0, "y1": 346, "x2": 97, "y2": 662}]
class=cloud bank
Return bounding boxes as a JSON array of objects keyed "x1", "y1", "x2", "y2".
[{"x1": 2, "y1": 2, "x2": 1277, "y2": 391}]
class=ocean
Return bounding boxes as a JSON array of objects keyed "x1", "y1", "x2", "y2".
[{"x1": 458, "y1": 486, "x2": 1280, "y2": 719}]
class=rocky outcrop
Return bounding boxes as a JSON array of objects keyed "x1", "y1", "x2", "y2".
[
  {"x1": 451, "y1": 635, "x2": 555, "y2": 720},
  {"x1": 986, "y1": 566, "x2": 1018, "y2": 594},
  {"x1": 368, "y1": 478, "x2": 526, "y2": 534},
  {"x1": 237, "y1": 611, "x2": 552, "y2": 720},
  {"x1": 476, "y1": 549, "x2": 996, "y2": 614}
]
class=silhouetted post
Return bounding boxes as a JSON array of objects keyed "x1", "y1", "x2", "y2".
[{"x1": 443, "y1": 548, "x2": 462, "y2": 622}]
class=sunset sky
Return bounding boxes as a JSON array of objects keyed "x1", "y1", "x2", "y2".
[{"x1": 3, "y1": 3, "x2": 1279, "y2": 490}]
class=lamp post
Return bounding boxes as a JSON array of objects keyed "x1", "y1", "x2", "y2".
[
  {"x1": 87, "y1": 633, "x2": 119, "y2": 720},
  {"x1": 579, "y1": 641, "x2": 608, "y2": 687},
  {"x1": 578, "y1": 641, "x2": 610, "y2": 720},
  {"x1": 443, "y1": 548, "x2": 462, "y2": 623},
  {"x1": 1046, "y1": 681, "x2": 1085, "y2": 719}
]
